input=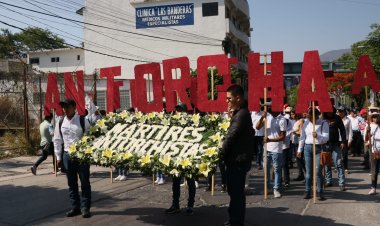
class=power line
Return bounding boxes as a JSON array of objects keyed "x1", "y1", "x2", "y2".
[
  {"x1": 0, "y1": 6, "x2": 156, "y2": 61},
  {"x1": 22, "y1": 0, "x2": 176, "y2": 58},
  {"x1": 0, "y1": 20, "x2": 154, "y2": 63},
  {"x1": 0, "y1": 1, "x2": 222, "y2": 47}
]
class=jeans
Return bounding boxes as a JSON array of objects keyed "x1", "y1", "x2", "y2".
[
  {"x1": 325, "y1": 144, "x2": 346, "y2": 186},
  {"x1": 371, "y1": 158, "x2": 380, "y2": 189},
  {"x1": 63, "y1": 152, "x2": 91, "y2": 209},
  {"x1": 282, "y1": 148, "x2": 292, "y2": 184},
  {"x1": 266, "y1": 151, "x2": 283, "y2": 190},
  {"x1": 256, "y1": 136, "x2": 264, "y2": 166},
  {"x1": 304, "y1": 144, "x2": 324, "y2": 194},
  {"x1": 172, "y1": 176, "x2": 195, "y2": 208},
  {"x1": 226, "y1": 162, "x2": 251, "y2": 226}
]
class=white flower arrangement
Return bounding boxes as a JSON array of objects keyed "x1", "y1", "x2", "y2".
[{"x1": 69, "y1": 111, "x2": 230, "y2": 178}]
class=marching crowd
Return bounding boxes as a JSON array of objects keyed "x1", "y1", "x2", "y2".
[{"x1": 29, "y1": 84, "x2": 380, "y2": 226}]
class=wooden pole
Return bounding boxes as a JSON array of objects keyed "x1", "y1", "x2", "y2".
[
  {"x1": 111, "y1": 168, "x2": 113, "y2": 183},
  {"x1": 311, "y1": 79, "x2": 317, "y2": 204},
  {"x1": 148, "y1": 74, "x2": 151, "y2": 102},
  {"x1": 264, "y1": 87, "x2": 268, "y2": 200},
  {"x1": 263, "y1": 54, "x2": 268, "y2": 200},
  {"x1": 211, "y1": 67, "x2": 215, "y2": 101},
  {"x1": 211, "y1": 66, "x2": 215, "y2": 196},
  {"x1": 364, "y1": 72, "x2": 375, "y2": 181}
]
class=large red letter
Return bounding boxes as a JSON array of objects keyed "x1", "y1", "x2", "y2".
[
  {"x1": 100, "y1": 66, "x2": 121, "y2": 113},
  {"x1": 196, "y1": 54, "x2": 234, "y2": 112},
  {"x1": 64, "y1": 71, "x2": 85, "y2": 115},
  {"x1": 134, "y1": 63, "x2": 163, "y2": 113},
  {"x1": 113, "y1": 81, "x2": 124, "y2": 110},
  {"x1": 352, "y1": 55, "x2": 380, "y2": 94},
  {"x1": 248, "y1": 51, "x2": 285, "y2": 112},
  {"x1": 163, "y1": 57, "x2": 192, "y2": 112},
  {"x1": 44, "y1": 73, "x2": 62, "y2": 116},
  {"x1": 295, "y1": 51, "x2": 332, "y2": 113}
]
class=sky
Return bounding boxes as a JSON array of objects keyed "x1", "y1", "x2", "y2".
[
  {"x1": 0, "y1": 0, "x2": 380, "y2": 62},
  {"x1": 250, "y1": 0, "x2": 380, "y2": 62}
]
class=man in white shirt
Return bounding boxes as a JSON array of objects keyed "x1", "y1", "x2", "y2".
[
  {"x1": 54, "y1": 99, "x2": 91, "y2": 218},
  {"x1": 256, "y1": 105, "x2": 286, "y2": 198},
  {"x1": 252, "y1": 110, "x2": 265, "y2": 169},
  {"x1": 348, "y1": 109, "x2": 364, "y2": 157},
  {"x1": 282, "y1": 107, "x2": 294, "y2": 187},
  {"x1": 337, "y1": 107, "x2": 353, "y2": 174}
]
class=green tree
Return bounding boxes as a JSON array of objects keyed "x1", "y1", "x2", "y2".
[
  {"x1": 0, "y1": 27, "x2": 66, "y2": 58},
  {"x1": 337, "y1": 23, "x2": 380, "y2": 72},
  {"x1": 286, "y1": 85, "x2": 299, "y2": 107}
]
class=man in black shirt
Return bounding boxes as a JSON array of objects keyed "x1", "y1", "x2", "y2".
[{"x1": 221, "y1": 85, "x2": 255, "y2": 226}]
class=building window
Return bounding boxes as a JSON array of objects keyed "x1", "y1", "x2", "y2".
[
  {"x1": 51, "y1": 57, "x2": 60, "y2": 63},
  {"x1": 96, "y1": 91, "x2": 106, "y2": 111},
  {"x1": 30, "y1": 58, "x2": 40, "y2": 65},
  {"x1": 120, "y1": 90, "x2": 131, "y2": 110},
  {"x1": 202, "y1": 2, "x2": 218, "y2": 17},
  {"x1": 77, "y1": 55, "x2": 80, "y2": 61}
]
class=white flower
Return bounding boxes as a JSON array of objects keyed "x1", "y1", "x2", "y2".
[{"x1": 169, "y1": 169, "x2": 180, "y2": 177}]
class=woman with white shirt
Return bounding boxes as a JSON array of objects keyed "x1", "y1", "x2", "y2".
[
  {"x1": 297, "y1": 108, "x2": 329, "y2": 200},
  {"x1": 365, "y1": 113, "x2": 380, "y2": 195}
]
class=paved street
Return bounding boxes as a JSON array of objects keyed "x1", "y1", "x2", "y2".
[{"x1": 0, "y1": 155, "x2": 379, "y2": 226}]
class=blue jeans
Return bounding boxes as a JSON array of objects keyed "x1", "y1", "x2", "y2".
[
  {"x1": 325, "y1": 144, "x2": 345, "y2": 186},
  {"x1": 63, "y1": 152, "x2": 91, "y2": 209},
  {"x1": 304, "y1": 144, "x2": 324, "y2": 194},
  {"x1": 256, "y1": 136, "x2": 264, "y2": 166},
  {"x1": 266, "y1": 151, "x2": 283, "y2": 190}
]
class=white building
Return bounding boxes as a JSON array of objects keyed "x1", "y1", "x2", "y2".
[
  {"x1": 83, "y1": 0, "x2": 251, "y2": 102},
  {"x1": 28, "y1": 48, "x2": 85, "y2": 74}
]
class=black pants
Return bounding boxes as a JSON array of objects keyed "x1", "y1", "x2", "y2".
[
  {"x1": 296, "y1": 152, "x2": 305, "y2": 177},
  {"x1": 342, "y1": 145, "x2": 349, "y2": 170},
  {"x1": 172, "y1": 177, "x2": 195, "y2": 208},
  {"x1": 34, "y1": 142, "x2": 55, "y2": 169},
  {"x1": 351, "y1": 131, "x2": 363, "y2": 156},
  {"x1": 226, "y1": 162, "x2": 251, "y2": 226},
  {"x1": 282, "y1": 148, "x2": 291, "y2": 184}
]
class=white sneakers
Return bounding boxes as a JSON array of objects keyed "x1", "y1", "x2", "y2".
[
  {"x1": 274, "y1": 189, "x2": 282, "y2": 198},
  {"x1": 114, "y1": 175, "x2": 127, "y2": 181},
  {"x1": 368, "y1": 188, "x2": 376, "y2": 195},
  {"x1": 157, "y1": 178, "x2": 165, "y2": 185},
  {"x1": 154, "y1": 178, "x2": 160, "y2": 184}
]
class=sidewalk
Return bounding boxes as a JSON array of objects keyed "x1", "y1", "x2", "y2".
[{"x1": 0, "y1": 155, "x2": 379, "y2": 226}]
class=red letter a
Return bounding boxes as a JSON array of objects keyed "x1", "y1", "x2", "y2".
[
  {"x1": 351, "y1": 55, "x2": 380, "y2": 94},
  {"x1": 295, "y1": 51, "x2": 332, "y2": 113},
  {"x1": 44, "y1": 73, "x2": 62, "y2": 116}
]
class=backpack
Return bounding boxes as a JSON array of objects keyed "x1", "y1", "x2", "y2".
[{"x1": 59, "y1": 115, "x2": 86, "y2": 139}]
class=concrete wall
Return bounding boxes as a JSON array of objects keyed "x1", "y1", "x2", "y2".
[
  {"x1": 28, "y1": 48, "x2": 84, "y2": 74},
  {"x1": 84, "y1": 0, "x2": 228, "y2": 79}
]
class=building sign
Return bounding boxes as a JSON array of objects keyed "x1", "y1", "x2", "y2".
[{"x1": 136, "y1": 3, "x2": 194, "y2": 29}]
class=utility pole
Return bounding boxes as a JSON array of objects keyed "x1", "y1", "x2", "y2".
[
  {"x1": 39, "y1": 74, "x2": 43, "y2": 122},
  {"x1": 23, "y1": 65, "x2": 30, "y2": 143}
]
